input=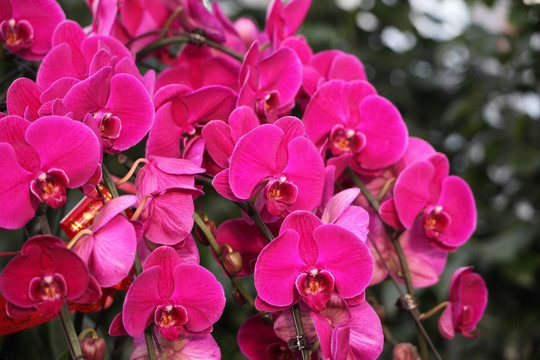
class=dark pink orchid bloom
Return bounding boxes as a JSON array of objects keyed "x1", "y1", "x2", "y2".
[
  {"x1": 254, "y1": 211, "x2": 373, "y2": 312},
  {"x1": 303, "y1": 79, "x2": 408, "y2": 174},
  {"x1": 226, "y1": 117, "x2": 325, "y2": 217},
  {"x1": 62, "y1": 66, "x2": 155, "y2": 153},
  {"x1": 135, "y1": 156, "x2": 204, "y2": 245},
  {"x1": 0, "y1": 115, "x2": 100, "y2": 229},
  {"x1": 393, "y1": 153, "x2": 476, "y2": 251},
  {"x1": 119, "y1": 246, "x2": 225, "y2": 340},
  {"x1": 0, "y1": 0, "x2": 65, "y2": 60},
  {"x1": 237, "y1": 42, "x2": 302, "y2": 122},
  {"x1": 0, "y1": 235, "x2": 101, "y2": 318},
  {"x1": 70, "y1": 195, "x2": 141, "y2": 288},
  {"x1": 438, "y1": 266, "x2": 488, "y2": 339},
  {"x1": 320, "y1": 188, "x2": 369, "y2": 242}
]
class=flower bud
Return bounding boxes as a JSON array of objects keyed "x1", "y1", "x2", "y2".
[
  {"x1": 80, "y1": 336, "x2": 106, "y2": 360},
  {"x1": 223, "y1": 250, "x2": 243, "y2": 276},
  {"x1": 232, "y1": 290, "x2": 247, "y2": 306},
  {"x1": 393, "y1": 343, "x2": 420, "y2": 360},
  {"x1": 193, "y1": 212, "x2": 216, "y2": 246}
]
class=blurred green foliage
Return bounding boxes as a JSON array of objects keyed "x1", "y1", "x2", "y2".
[{"x1": 0, "y1": 0, "x2": 539, "y2": 359}]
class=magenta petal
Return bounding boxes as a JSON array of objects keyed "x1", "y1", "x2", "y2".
[
  {"x1": 109, "y1": 312, "x2": 128, "y2": 336},
  {"x1": 334, "y1": 206, "x2": 370, "y2": 242},
  {"x1": 238, "y1": 315, "x2": 284, "y2": 360},
  {"x1": 229, "y1": 124, "x2": 283, "y2": 199},
  {"x1": 283, "y1": 136, "x2": 325, "y2": 212},
  {"x1": 145, "y1": 102, "x2": 184, "y2": 158},
  {"x1": 229, "y1": 105, "x2": 259, "y2": 142},
  {"x1": 201, "y1": 120, "x2": 234, "y2": 168},
  {"x1": 6, "y1": 77, "x2": 42, "y2": 120},
  {"x1": 335, "y1": 301, "x2": 384, "y2": 360},
  {"x1": 123, "y1": 266, "x2": 161, "y2": 337},
  {"x1": 153, "y1": 84, "x2": 192, "y2": 110},
  {"x1": 356, "y1": 95, "x2": 408, "y2": 169},
  {"x1": 280, "y1": 211, "x2": 321, "y2": 265},
  {"x1": 37, "y1": 43, "x2": 82, "y2": 90},
  {"x1": 0, "y1": 115, "x2": 39, "y2": 171},
  {"x1": 254, "y1": 229, "x2": 306, "y2": 307},
  {"x1": 25, "y1": 116, "x2": 100, "y2": 187},
  {"x1": 143, "y1": 246, "x2": 183, "y2": 298},
  {"x1": 321, "y1": 188, "x2": 360, "y2": 225},
  {"x1": 91, "y1": 195, "x2": 137, "y2": 232},
  {"x1": 106, "y1": 74, "x2": 155, "y2": 152},
  {"x1": 438, "y1": 305, "x2": 455, "y2": 339},
  {"x1": 212, "y1": 169, "x2": 243, "y2": 201},
  {"x1": 394, "y1": 160, "x2": 435, "y2": 228},
  {"x1": 62, "y1": 66, "x2": 112, "y2": 119},
  {"x1": 171, "y1": 264, "x2": 225, "y2": 333},
  {"x1": 313, "y1": 225, "x2": 373, "y2": 299},
  {"x1": 89, "y1": 215, "x2": 137, "y2": 287},
  {"x1": 273, "y1": 116, "x2": 305, "y2": 170},
  {"x1": 438, "y1": 176, "x2": 476, "y2": 248},
  {"x1": 0, "y1": 143, "x2": 36, "y2": 229},
  {"x1": 259, "y1": 47, "x2": 302, "y2": 106},
  {"x1": 0, "y1": 244, "x2": 42, "y2": 307},
  {"x1": 142, "y1": 189, "x2": 197, "y2": 245}
]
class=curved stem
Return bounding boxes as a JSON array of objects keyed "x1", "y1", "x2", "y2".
[
  {"x1": 130, "y1": 194, "x2": 152, "y2": 222},
  {"x1": 66, "y1": 229, "x2": 93, "y2": 249},
  {"x1": 419, "y1": 301, "x2": 449, "y2": 321},
  {"x1": 114, "y1": 158, "x2": 148, "y2": 186}
]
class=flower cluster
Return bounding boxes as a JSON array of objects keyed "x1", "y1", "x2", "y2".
[{"x1": 0, "y1": 0, "x2": 488, "y2": 359}]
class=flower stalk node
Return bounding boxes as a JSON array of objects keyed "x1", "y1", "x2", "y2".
[
  {"x1": 287, "y1": 335, "x2": 307, "y2": 352},
  {"x1": 396, "y1": 294, "x2": 420, "y2": 311}
]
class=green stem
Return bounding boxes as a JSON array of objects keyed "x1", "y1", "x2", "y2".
[
  {"x1": 291, "y1": 304, "x2": 310, "y2": 360},
  {"x1": 58, "y1": 304, "x2": 83, "y2": 359},
  {"x1": 36, "y1": 204, "x2": 51, "y2": 235},
  {"x1": 135, "y1": 31, "x2": 243, "y2": 62}
]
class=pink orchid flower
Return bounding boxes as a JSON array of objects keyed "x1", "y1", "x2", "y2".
[
  {"x1": 303, "y1": 79, "x2": 408, "y2": 173},
  {"x1": 0, "y1": 115, "x2": 100, "y2": 229},
  {"x1": 120, "y1": 246, "x2": 225, "y2": 340},
  {"x1": 393, "y1": 154, "x2": 476, "y2": 251},
  {"x1": 70, "y1": 195, "x2": 141, "y2": 288},
  {"x1": 135, "y1": 156, "x2": 204, "y2": 245},
  {"x1": 227, "y1": 117, "x2": 325, "y2": 217},
  {"x1": 237, "y1": 42, "x2": 302, "y2": 122},
  {"x1": 254, "y1": 211, "x2": 373, "y2": 312},
  {"x1": 0, "y1": 0, "x2": 65, "y2": 60},
  {"x1": 0, "y1": 235, "x2": 101, "y2": 318},
  {"x1": 438, "y1": 266, "x2": 488, "y2": 339}
]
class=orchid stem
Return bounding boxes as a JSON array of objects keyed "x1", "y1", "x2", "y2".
[
  {"x1": 135, "y1": 31, "x2": 244, "y2": 62},
  {"x1": 291, "y1": 304, "x2": 310, "y2": 360},
  {"x1": 102, "y1": 165, "x2": 120, "y2": 198},
  {"x1": 66, "y1": 229, "x2": 93, "y2": 249},
  {"x1": 37, "y1": 204, "x2": 51, "y2": 235},
  {"x1": 58, "y1": 304, "x2": 84, "y2": 359},
  {"x1": 419, "y1": 301, "x2": 449, "y2": 321},
  {"x1": 114, "y1": 158, "x2": 148, "y2": 186}
]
